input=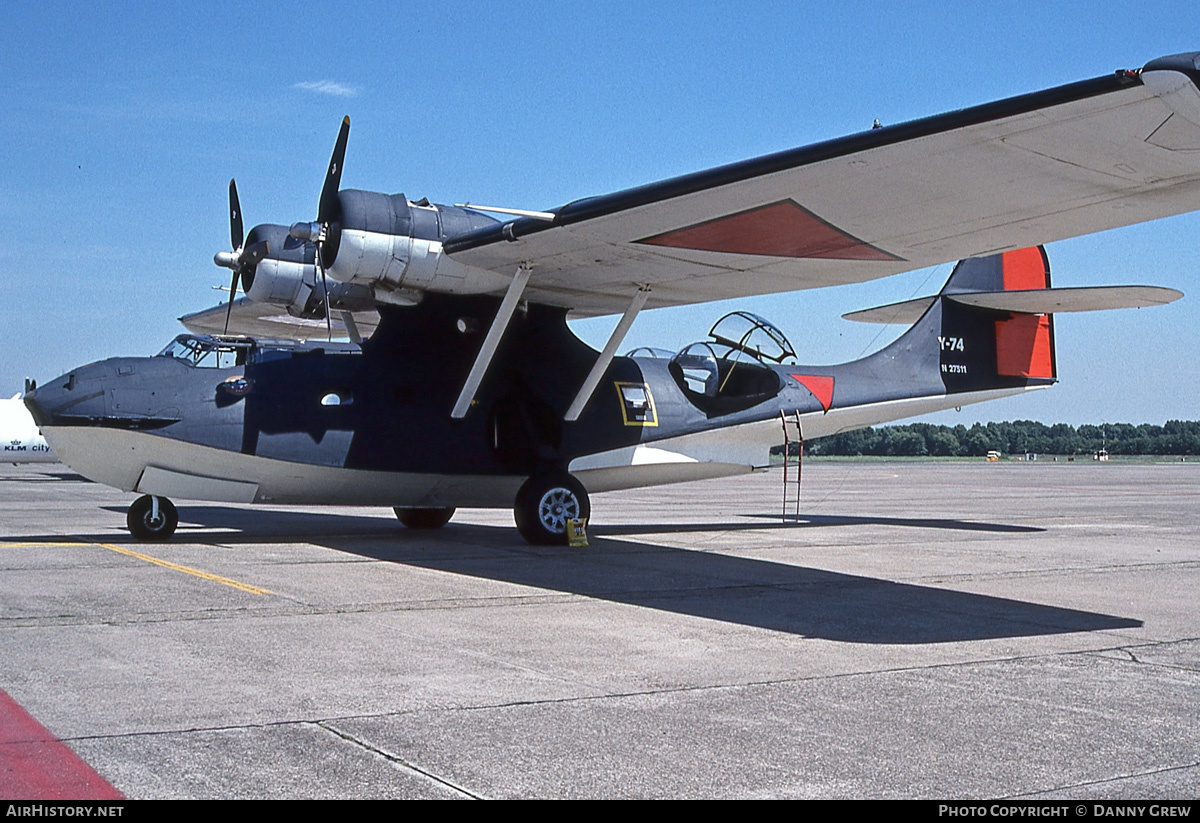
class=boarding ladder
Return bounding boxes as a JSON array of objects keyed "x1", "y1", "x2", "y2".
[{"x1": 779, "y1": 410, "x2": 804, "y2": 523}]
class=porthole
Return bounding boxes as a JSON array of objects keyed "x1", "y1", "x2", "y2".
[{"x1": 320, "y1": 391, "x2": 352, "y2": 406}]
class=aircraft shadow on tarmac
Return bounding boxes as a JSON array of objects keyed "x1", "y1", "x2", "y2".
[
  {"x1": 604, "y1": 513, "x2": 1045, "y2": 535},
  {"x1": 56, "y1": 504, "x2": 1136, "y2": 645},
  {"x1": 0, "y1": 469, "x2": 90, "y2": 482}
]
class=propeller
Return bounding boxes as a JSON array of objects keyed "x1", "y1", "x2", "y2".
[
  {"x1": 214, "y1": 179, "x2": 269, "y2": 334},
  {"x1": 290, "y1": 116, "x2": 351, "y2": 341}
]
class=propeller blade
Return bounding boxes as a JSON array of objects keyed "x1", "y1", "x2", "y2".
[
  {"x1": 318, "y1": 116, "x2": 350, "y2": 224},
  {"x1": 315, "y1": 244, "x2": 333, "y2": 342},
  {"x1": 229, "y1": 179, "x2": 244, "y2": 251},
  {"x1": 241, "y1": 239, "x2": 269, "y2": 267},
  {"x1": 223, "y1": 269, "x2": 240, "y2": 334}
]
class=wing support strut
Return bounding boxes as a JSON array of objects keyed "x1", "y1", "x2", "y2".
[
  {"x1": 451, "y1": 264, "x2": 533, "y2": 419},
  {"x1": 339, "y1": 311, "x2": 363, "y2": 345},
  {"x1": 564, "y1": 286, "x2": 651, "y2": 422}
]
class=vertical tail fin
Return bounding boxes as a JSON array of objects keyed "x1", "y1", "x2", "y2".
[
  {"x1": 939, "y1": 246, "x2": 1056, "y2": 385},
  {"x1": 940, "y1": 245, "x2": 1049, "y2": 295},
  {"x1": 836, "y1": 245, "x2": 1178, "y2": 413},
  {"x1": 839, "y1": 247, "x2": 1058, "y2": 403}
]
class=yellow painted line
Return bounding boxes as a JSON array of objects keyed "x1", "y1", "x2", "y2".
[
  {"x1": 0, "y1": 539, "x2": 272, "y2": 595},
  {"x1": 96, "y1": 542, "x2": 272, "y2": 595}
]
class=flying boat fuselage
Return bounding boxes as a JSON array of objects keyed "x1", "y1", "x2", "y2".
[{"x1": 26, "y1": 279, "x2": 1057, "y2": 517}]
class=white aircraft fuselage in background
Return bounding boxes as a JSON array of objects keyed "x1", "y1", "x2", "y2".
[{"x1": 2, "y1": 395, "x2": 56, "y2": 463}]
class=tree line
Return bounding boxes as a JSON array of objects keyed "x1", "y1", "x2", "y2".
[{"x1": 776, "y1": 420, "x2": 1200, "y2": 457}]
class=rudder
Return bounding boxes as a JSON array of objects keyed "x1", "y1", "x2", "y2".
[
  {"x1": 940, "y1": 246, "x2": 1056, "y2": 382},
  {"x1": 938, "y1": 247, "x2": 1057, "y2": 392}
]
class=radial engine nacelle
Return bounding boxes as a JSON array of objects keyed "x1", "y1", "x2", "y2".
[
  {"x1": 218, "y1": 222, "x2": 375, "y2": 318},
  {"x1": 291, "y1": 190, "x2": 502, "y2": 298},
  {"x1": 217, "y1": 118, "x2": 509, "y2": 321},
  {"x1": 236, "y1": 223, "x2": 313, "y2": 311}
]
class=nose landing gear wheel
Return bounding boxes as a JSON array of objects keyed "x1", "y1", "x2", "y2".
[
  {"x1": 393, "y1": 507, "x2": 455, "y2": 529},
  {"x1": 127, "y1": 495, "x2": 178, "y2": 541},
  {"x1": 514, "y1": 473, "x2": 590, "y2": 545}
]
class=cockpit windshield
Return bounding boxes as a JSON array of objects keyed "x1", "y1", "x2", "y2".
[
  {"x1": 707, "y1": 311, "x2": 796, "y2": 364},
  {"x1": 624, "y1": 347, "x2": 676, "y2": 359},
  {"x1": 666, "y1": 311, "x2": 792, "y2": 415},
  {"x1": 157, "y1": 335, "x2": 252, "y2": 368}
]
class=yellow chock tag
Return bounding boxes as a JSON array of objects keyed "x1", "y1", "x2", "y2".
[{"x1": 567, "y1": 518, "x2": 589, "y2": 547}]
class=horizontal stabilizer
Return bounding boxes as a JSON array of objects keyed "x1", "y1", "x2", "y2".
[
  {"x1": 842, "y1": 297, "x2": 935, "y2": 325},
  {"x1": 844, "y1": 286, "x2": 1182, "y2": 324}
]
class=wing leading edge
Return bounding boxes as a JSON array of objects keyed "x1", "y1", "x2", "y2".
[{"x1": 446, "y1": 52, "x2": 1200, "y2": 316}]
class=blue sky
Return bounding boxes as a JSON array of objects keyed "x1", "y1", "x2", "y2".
[{"x1": 3, "y1": 1, "x2": 1197, "y2": 425}]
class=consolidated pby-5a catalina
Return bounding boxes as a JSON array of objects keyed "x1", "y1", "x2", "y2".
[{"x1": 26, "y1": 52, "x2": 1200, "y2": 544}]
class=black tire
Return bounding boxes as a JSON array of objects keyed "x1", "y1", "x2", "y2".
[
  {"x1": 127, "y1": 495, "x2": 178, "y2": 541},
  {"x1": 514, "y1": 473, "x2": 590, "y2": 545},
  {"x1": 393, "y1": 507, "x2": 455, "y2": 529}
]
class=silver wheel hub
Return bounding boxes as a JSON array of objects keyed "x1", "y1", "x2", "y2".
[{"x1": 538, "y1": 488, "x2": 579, "y2": 534}]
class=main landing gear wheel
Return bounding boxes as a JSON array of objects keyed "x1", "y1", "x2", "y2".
[
  {"x1": 514, "y1": 473, "x2": 590, "y2": 546},
  {"x1": 127, "y1": 495, "x2": 178, "y2": 542},
  {"x1": 393, "y1": 507, "x2": 455, "y2": 529}
]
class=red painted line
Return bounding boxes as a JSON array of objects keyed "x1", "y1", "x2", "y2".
[{"x1": 0, "y1": 689, "x2": 123, "y2": 800}]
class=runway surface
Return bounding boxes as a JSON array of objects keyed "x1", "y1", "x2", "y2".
[{"x1": 0, "y1": 460, "x2": 1197, "y2": 798}]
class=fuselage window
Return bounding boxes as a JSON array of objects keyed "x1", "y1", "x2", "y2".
[
  {"x1": 671, "y1": 343, "x2": 720, "y2": 397},
  {"x1": 320, "y1": 391, "x2": 352, "y2": 407},
  {"x1": 625, "y1": 347, "x2": 675, "y2": 359},
  {"x1": 216, "y1": 348, "x2": 244, "y2": 369}
]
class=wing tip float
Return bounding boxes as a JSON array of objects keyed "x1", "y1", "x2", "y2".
[{"x1": 178, "y1": 298, "x2": 380, "y2": 341}]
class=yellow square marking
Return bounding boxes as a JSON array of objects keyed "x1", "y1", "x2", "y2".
[{"x1": 615, "y1": 382, "x2": 658, "y2": 427}]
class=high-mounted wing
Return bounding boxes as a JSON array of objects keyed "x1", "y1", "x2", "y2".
[{"x1": 445, "y1": 53, "x2": 1200, "y2": 315}]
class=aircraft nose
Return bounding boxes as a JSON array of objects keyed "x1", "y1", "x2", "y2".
[
  {"x1": 22, "y1": 388, "x2": 49, "y2": 427},
  {"x1": 23, "y1": 364, "x2": 111, "y2": 426}
]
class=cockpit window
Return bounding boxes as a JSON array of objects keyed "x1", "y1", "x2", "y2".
[
  {"x1": 668, "y1": 312, "x2": 790, "y2": 416},
  {"x1": 157, "y1": 335, "x2": 251, "y2": 368},
  {"x1": 625, "y1": 347, "x2": 676, "y2": 359},
  {"x1": 708, "y1": 311, "x2": 796, "y2": 364},
  {"x1": 672, "y1": 343, "x2": 720, "y2": 396}
]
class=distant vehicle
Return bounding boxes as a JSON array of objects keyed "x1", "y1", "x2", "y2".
[{"x1": 987, "y1": 451, "x2": 1001, "y2": 462}]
